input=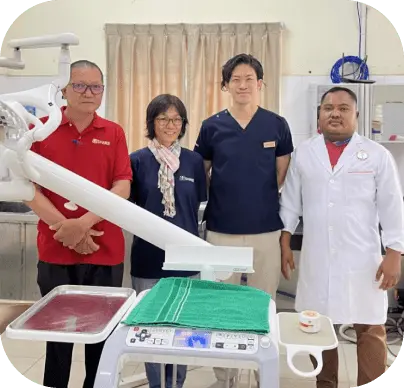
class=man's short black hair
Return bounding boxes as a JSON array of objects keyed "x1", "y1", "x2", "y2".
[
  {"x1": 70, "y1": 60, "x2": 104, "y2": 83},
  {"x1": 221, "y1": 53, "x2": 264, "y2": 90},
  {"x1": 146, "y1": 94, "x2": 188, "y2": 140},
  {"x1": 320, "y1": 86, "x2": 358, "y2": 105}
]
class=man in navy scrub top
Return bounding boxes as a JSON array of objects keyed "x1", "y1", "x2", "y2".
[
  {"x1": 194, "y1": 54, "x2": 294, "y2": 387},
  {"x1": 129, "y1": 94, "x2": 207, "y2": 388}
]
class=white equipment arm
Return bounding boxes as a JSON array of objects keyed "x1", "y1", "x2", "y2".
[
  {"x1": 0, "y1": 33, "x2": 253, "y2": 280},
  {"x1": 0, "y1": 33, "x2": 79, "y2": 199}
]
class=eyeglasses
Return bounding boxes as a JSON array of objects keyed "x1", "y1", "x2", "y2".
[
  {"x1": 70, "y1": 83, "x2": 105, "y2": 95},
  {"x1": 156, "y1": 117, "x2": 184, "y2": 127}
]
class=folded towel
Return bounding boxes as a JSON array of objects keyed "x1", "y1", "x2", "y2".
[{"x1": 122, "y1": 277, "x2": 271, "y2": 334}]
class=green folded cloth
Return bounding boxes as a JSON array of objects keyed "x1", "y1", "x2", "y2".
[{"x1": 122, "y1": 277, "x2": 271, "y2": 334}]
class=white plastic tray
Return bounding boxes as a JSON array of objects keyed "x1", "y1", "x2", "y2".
[
  {"x1": 6, "y1": 285, "x2": 137, "y2": 344},
  {"x1": 277, "y1": 312, "x2": 338, "y2": 378}
]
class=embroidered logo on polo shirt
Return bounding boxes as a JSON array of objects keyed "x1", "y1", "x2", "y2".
[
  {"x1": 92, "y1": 138, "x2": 110, "y2": 146},
  {"x1": 179, "y1": 176, "x2": 194, "y2": 182}
]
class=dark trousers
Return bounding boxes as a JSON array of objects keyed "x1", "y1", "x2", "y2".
[
  {"x1": 37, "y1": 261, "x2": 124, "y2": 388},
  {"x1": 310, "y1": 324, "x2": 387, "y2": 387}
]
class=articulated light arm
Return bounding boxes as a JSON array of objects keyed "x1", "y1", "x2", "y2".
[{"x1": 1, "y1": 32, "x2": 78, "y2": 71}]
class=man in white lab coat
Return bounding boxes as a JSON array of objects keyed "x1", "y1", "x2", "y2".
[{"x1": 279, "y1": 86, "x2": 404, "y2": 387}]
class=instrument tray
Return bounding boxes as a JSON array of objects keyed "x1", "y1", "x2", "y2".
[{"x1": 6, "y1": 285, "x2": 136, "y2": 344}]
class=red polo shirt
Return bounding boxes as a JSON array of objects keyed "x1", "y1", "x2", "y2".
[
  {"x1": 325, "y1": 141, "x2": 348, "y2": 168},
  {"x1": 31, "y1": 107, "x2": 132, "y2": 266}
]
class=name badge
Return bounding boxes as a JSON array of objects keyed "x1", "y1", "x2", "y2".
[{"x1": 263, "y1": 141, "x2": 276, "y2": 148}]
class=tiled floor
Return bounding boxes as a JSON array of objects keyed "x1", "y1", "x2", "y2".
[{"x1": 1, "y1": 333, "x2": 402, "y2": 388}]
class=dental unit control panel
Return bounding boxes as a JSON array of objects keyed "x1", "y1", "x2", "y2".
[{"x1": 126, "y1": 326, "x2": 261, "y2": 354}]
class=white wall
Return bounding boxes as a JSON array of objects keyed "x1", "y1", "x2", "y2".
[
  {"x1": 1, "y1": 0, "x2": 404, "y2": 171},
  {"x1": 0, "y1": 0, "x2": 403, "y2": 77}
]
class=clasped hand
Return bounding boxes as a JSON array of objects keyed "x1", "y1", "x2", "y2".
[{"x1": 50, "y1": 219, "x2": 104, "y2": 255}]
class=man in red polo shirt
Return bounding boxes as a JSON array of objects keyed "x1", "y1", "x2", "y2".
[{"x1": 25, "y1": 60, "x2": 132, "y2": 388}]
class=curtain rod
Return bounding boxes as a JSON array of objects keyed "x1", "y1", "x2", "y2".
[{"x1": 104, "y1": 22, "x2": 285, "y2": 31}]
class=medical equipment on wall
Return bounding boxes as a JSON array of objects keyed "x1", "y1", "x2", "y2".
[
  {"x1": 330, "y1": 53, "x2": 370, "y2": 84},
  {"x1": 0, "y1": 33, "x2": 339, "y2": 388},
  {"x1": 330, "y1": 4, "x2": 371, "y2": 84}
]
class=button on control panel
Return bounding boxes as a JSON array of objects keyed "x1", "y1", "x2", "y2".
[
  {"x1": 212, "y1": 332, "x2": 259, "y2": 353},
  {"x1": 125, "y1": 327, "x2": 261, "y2": 354},
  {"x1": 126, "y1": 327, "x2": 174, "y2": 347}
]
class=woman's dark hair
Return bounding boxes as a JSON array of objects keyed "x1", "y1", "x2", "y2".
[
  {"x1": 221, "y1": 53, "x2": 264, "y2": 90},
  {"x1": 146, "y1": 94, "x2": 189, "y2": 140}
]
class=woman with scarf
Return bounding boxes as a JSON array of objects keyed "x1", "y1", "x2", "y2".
[{"x1": 128, "y1": 94, "x2": 207, "y2": 388}]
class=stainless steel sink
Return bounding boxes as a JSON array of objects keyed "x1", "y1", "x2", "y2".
[{"x1": 0, "y1": 201, "x2": 31, "y2": 213}]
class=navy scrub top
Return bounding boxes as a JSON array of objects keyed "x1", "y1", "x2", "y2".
[
  {"x1": 129, "y1": 147, "x2": 207, "y2": 279},
  {"x1": 194, "y1": 107, "x2": 294, "y2": 235}
]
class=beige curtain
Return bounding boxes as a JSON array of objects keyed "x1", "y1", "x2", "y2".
[{"x1": 105, "y1": 23, "x2": 283, "y2": 152}]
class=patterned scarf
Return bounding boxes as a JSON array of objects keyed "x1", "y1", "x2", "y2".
[{"x1": 148, "y1": 138, "x2": 181, "y2": 218}]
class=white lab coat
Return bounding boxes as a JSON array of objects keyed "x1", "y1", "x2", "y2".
[{"x1": 280, "y1": 132, "x2": 404, "y2": 325}]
